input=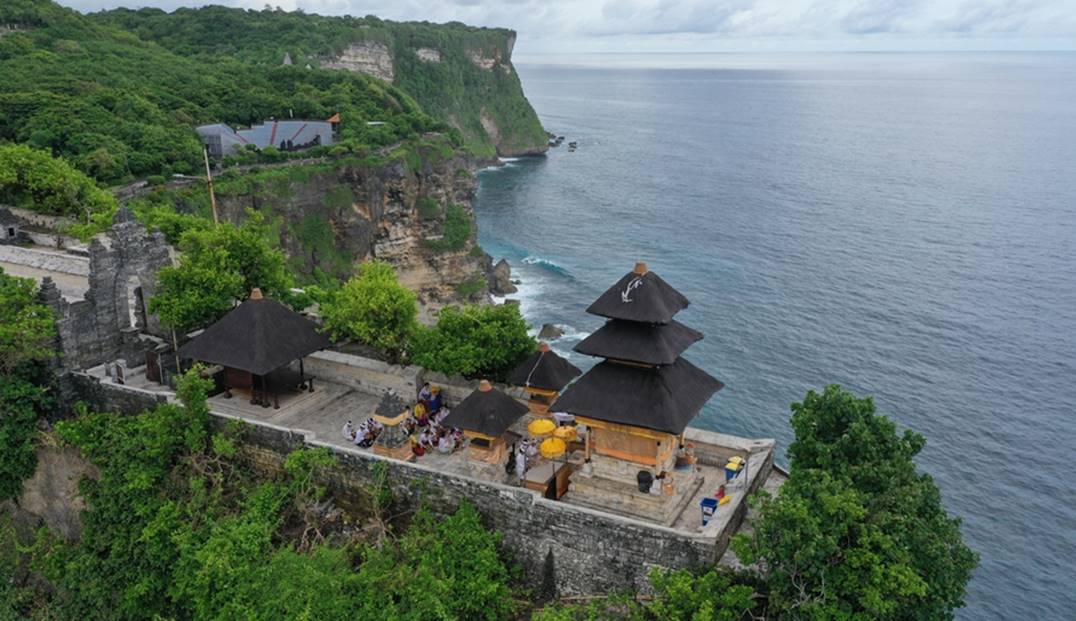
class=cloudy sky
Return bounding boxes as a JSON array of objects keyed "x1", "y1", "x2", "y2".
[{"x1": 57, "y1": 0, "x2": 1076, "y2": 56}]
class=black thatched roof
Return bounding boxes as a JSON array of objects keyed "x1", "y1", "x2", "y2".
[
  {"x1": 550, "y1": 358, "x2": 723, "y2": 434},
  {"x1": 441, "y1": 382, "x2": 529, "y2": 437},
  {"x1": 585, "y1": 264, "x2": 690, "y2": 324},
  {"x1": 179, "y1": 295, "x2": 331, "y2": 376},
  {"x1": 574, "y1": 319, "x2": 702, "y2": 366},
  {"x1": 506, "y1": 345, "x2": 582, "y2": 392}
]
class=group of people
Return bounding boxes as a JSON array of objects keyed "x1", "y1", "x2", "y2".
[{"x1": 340, "y1": 382, "x2": 463, "y2": 456}]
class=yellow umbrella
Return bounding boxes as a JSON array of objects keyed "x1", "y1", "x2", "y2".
[
  {"x1": 553, "y1": 426, "x2": 577, "y2": 442},
  {"x1": 527, "y1": 418, "x2": 556, "y2": 438},
  {"x1": 539, "y1": 437, "x2": 567, "y2": 459}
]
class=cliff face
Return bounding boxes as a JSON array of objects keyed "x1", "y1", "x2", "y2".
[{"x1": 212, "y1": 146, "x2": 490, "y2": 312}]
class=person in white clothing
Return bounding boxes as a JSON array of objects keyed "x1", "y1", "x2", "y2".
[
  {"x1": 342, "y1": 421, "x2": 355, "y2": 442},
  {"x1": 515, "y1": 442, "x2": 528, "y2": 481}
]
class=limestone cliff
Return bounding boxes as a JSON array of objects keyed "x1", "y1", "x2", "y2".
[
  {"x1": 318, "y1": 25, "x2": 546, "y2": 157},
  {"x1": 211, "y1": 144, "x2": 491, "y2": 313}
]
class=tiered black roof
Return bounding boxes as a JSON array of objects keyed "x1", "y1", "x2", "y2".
[
  {"x1": 574, "y1": 319, "x2": 702, "y2": 366},
  {"x1": 441, "y1": 381, "x2": 529, "y2": 438},
  {"x1": 585, "y1": 265, "x2": 689, "y2": 324},
  {"x1": 550, "y1": 358, "x2": 724, "y2": 434},
  {"x1": 507, "y1": 343, "x2": 582, "y2": 392},
  {"x1": 179, "y1": 290, "x2": 331, "y2": 376},
  {"x1": 552, "y1": 262, "x2": 722, "y2": 434}
]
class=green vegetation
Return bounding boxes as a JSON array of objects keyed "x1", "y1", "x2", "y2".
[
  {"x1": 89, "y1": 5, "x2": 547, "y2": 156},
  {"x1": 0, "y1": 368, "x2": 519, "y2": 619},
  {"x1": 732, "y1": 385, "x2": 978, "y2": 620},
  {"x1": 0, "y1": 0, "x2": 448, "y2": 186},
  {"x1": 411, "y1": 303, "x2": 535, "y2": 380},
  {"x1": 416, "y1": 196, "x2": 441, "y2": 220},
  {"x1": 456, "y1": 276, "x2": 487, "y2": 299},
  {"x1": 533, "y1": 568, "x2": 763, "y2": 621},
  {"x1": 0, "y1": 144, "x2": 118, "y2": 237},
  {"x1": 149, "y1": 213, "x2": 293, "y2": 333},
  {"x1": 0, "y1": 269, "x2": 56, "y2": 502},
  {"x1": 425, "y1": 203, "x2": 472, "y2": 253},
  {"x1": 320, "y1": 260, "x2": 418, "y2": 362}
]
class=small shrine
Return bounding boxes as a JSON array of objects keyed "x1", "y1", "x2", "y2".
[
  {"x1": 552, "y1": 262, "x2": 724, "y2": 524},
  {"x1": 372, "y1": 392, "x2": 413, "y2": 462},
  {"x1": 179, "y1": 288, "x2": 331, "y2": 407},
  {"x1": 441, "y1": 379, "x2": 528, "y2": 465},
  {"x1": 506, "y1": 341, "x2": 581, "y2": 414}
]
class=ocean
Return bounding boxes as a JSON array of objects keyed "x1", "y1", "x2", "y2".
[{"x1": 472, "y1": 53, "x2": 1076, "y2": 619}]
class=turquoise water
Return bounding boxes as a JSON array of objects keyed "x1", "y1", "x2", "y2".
[{"x1": 473, "y1": 53, "x2": 1076, "y2": 618}]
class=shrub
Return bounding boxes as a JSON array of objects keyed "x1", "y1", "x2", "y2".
[
  {"x1": 416, "y1": 196, "x2": 441, "y2": 220},
  {"x1": 424, "y1": 203, "x2": 471, "y2": 252},
  {"x1": 411, "y1": 303, "x2": 535, "y2": 380},
  {"x1": 320, "y1": 260, "x2": 417, "y2": 361}
]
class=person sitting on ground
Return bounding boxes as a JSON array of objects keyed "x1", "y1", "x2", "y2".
[
  {"x1": 410, "y1": 433, "x2": 425, "y2": 457},
  {"x1": 419, "y1": 425, "x2": 436, "y2": 449},
  {"x1": 414, "y1": 402, "x2": 429, "y2": 427},
  {"x1": 436, "y1": 429, "x2": 455, "y2": 454},
  {"x1": 434, "y1": 405, "x2": 450, "y2": 426},
  {"x1": 418, "y1": 382, "x2": 432, "y2": 408},
  {"x1": 342, "y1": 420, "x2": 355, "y2": 442},
  {"x1": 358, "y1": 430, "x2": 375, "y2": 449},
  {"x1": 428, "y1": 386, "x2": 443, "y2": 413}
]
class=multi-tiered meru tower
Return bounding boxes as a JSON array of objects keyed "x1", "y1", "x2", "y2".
[{"x1": 553, "y1": 261, "x2": 724, "y2": 524}]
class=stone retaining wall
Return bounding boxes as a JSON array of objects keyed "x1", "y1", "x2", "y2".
[
  {"x1": 0, "y1": 245, "x2": 89, "y2": 276},
  {"x1": 224, "y1": 414, "x2": 723, "y2": 597},
  {"x1": 65, "y1": 375, "x2": 745, "y2": 597}
]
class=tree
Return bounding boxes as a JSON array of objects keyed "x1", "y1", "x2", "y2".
[
  {"x1": 150, "y1": 213, "x2": 292, "y2": 333},
  {"x1": 0, "y1": 269, "x2": 56, "y2": 502},
  {"x1": 0, "y1": 269, "x2": 56, "y2": 375},
  {"x1": 320, "y1": 260, "x2": 417, "y2": 362},
  {"x1": 411, "y1": 303, "x2": 536, "y2": 380},
  {"x1": 733, "y1": 385, "x2": 978, "y2": 620},
  {"x1": 0, "y1": 144, "x2": 117, "y2": 225}
]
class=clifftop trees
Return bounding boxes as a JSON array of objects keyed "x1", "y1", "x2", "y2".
[
  {"x1": 733, "y1": 385, "x2": 978, "y2": 620},
  {"x1": 150, "y1": 213, "x2": 292, "y2": 335},
  {"x1": 320, "y1": 261, "x2": 417, "y2": 363},
  {"x1": 411, "y1": 303, "x2": 535, "y2": 380},
  {"x1": 0, "y1": 144, "x2": 117, "y2": 225}
]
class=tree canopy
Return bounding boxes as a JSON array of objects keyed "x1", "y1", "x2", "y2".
[
  {"x1": 733, "y1": 385, "x2": 978, "y2": 620},
  {"x1": 149, "y1": 213, "x2": 293, "y2": 333},
  {"x1": 320, "y1": 260, "x2": 418, "y2": 362},
  {"x1": 0, "y1": 144, "x2": 117, "y2": 223},
  {"x1": 0, "y1": 268, "x2": 56, "y2": 502},
  {"x1": 411, "y1": 303, "x2": 536, "y2": 380}
]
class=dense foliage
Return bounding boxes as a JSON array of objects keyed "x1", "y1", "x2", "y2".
[
  {"x1": 321, "y1": 260, "x2": 418, "y2": 362},
  {"x1": 0, "y1": 269, "x2": 55, "y2": 502},
  {"x1": 0, "y1": 144, "x2": 116, "y2": 222},
  {"x1": 149, "y1": 213, "x2": 293, "y2": 333},
  {"x1": 424, "y1": 203, "x2": 472, "y2": 253},
  {"x1": 89, "y1": 5, "x2": 547, "y2": 156},
  {"x1": 533, "y1": 567, "x2": 763, "y2": 621},
  {"x1": 1, "y1": 368, "x2": 518, "y2": 620},
  {"x1": 0, "y1": 0, "x2": 448, "y2": 186},
  {"x1": 411, "y1": 303, "x2": 536, "y2": 380},
  {"x1": 732, "y1": 385, "x2": 978, "y2": 620}
]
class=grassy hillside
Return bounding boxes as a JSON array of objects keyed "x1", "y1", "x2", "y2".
[
  {"x1": 90, "y1": 6, "x2": 548, "y2": 157},
  {"x1": 0, "y1": 0, "x2": 453, "y2": 186}
]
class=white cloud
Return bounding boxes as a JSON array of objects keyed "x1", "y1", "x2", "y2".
[{"x1": 56, "y1": 0, "x2": 1076, "y2": 52}]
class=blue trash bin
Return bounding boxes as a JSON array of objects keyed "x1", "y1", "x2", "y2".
[{"x1": 700, "y1": 497, "x2": 718, "y2": 526}]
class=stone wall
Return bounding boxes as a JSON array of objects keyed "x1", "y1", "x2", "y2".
[
  {"x1": 63, "y1": 377, "x2": 733, "y2": 597},
  {"x1": 227, "y1": 416, "x2": 722, "y2": 597},
  {"x1": 40, "y1": 209, "x2": 174, "y2": 370}
]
